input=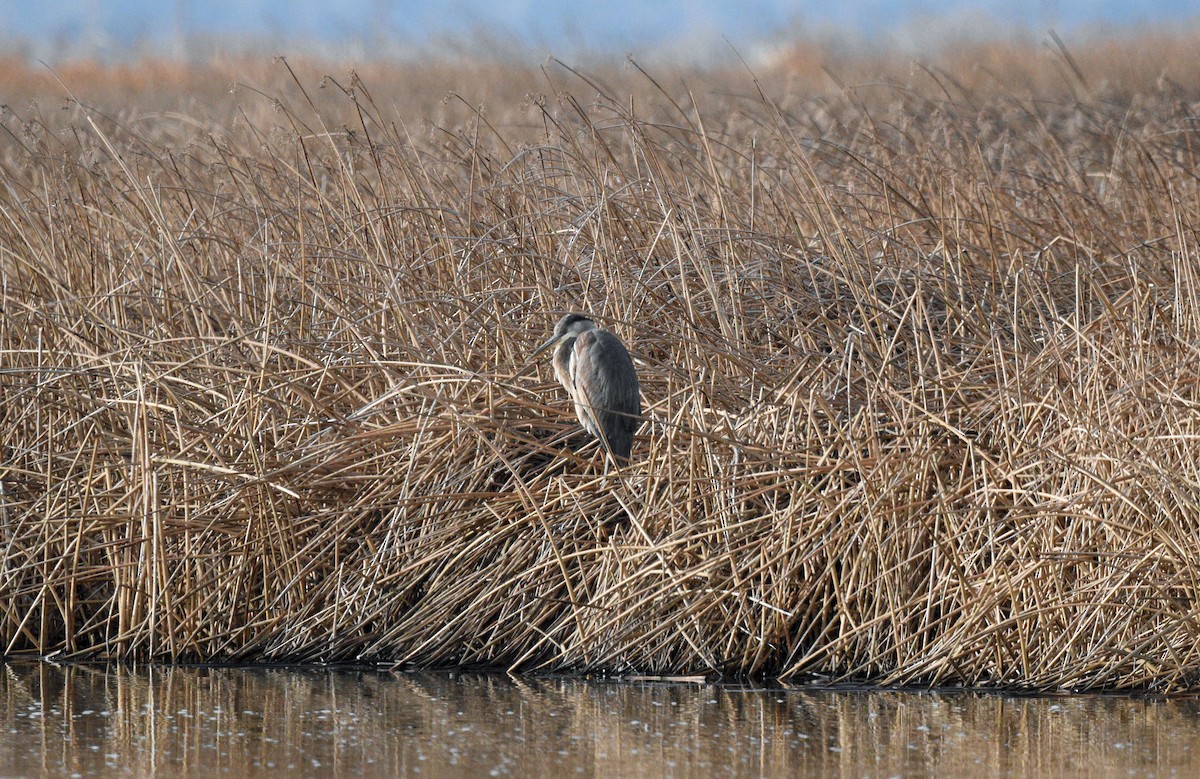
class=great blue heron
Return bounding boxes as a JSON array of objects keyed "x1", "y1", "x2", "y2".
[{"x1": 531, "y1": 313, "x2": 641, "y2": 462}]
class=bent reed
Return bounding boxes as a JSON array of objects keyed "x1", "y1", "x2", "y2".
[{"x1": 3, "y1": 37, "x2": 1200, "y2": 690}]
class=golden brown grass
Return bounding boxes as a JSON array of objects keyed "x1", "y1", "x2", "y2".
[{"x1": 4, "y1": 33, "x2": 1200, "y2": 690}]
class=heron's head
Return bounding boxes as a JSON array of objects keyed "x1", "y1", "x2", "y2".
[
  {"x1": 553, "y1": 313, "x2": 596, "y2": 338},
  {"x1": 531, "y1": 313, "x2": 596, "y2": 358}
]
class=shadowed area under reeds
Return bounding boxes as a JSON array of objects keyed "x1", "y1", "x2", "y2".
[{"x1": 3, "y1": 36, "x2": 1200, "y2": 690}]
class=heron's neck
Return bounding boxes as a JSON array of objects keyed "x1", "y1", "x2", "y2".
[{"x1": 554, "y1": 337, "x2": 576, "y2": 384}]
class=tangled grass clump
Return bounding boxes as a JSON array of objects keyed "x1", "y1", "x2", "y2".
[{"x1": 3, "y1": 39, "x2": 1200, "y2": 689}]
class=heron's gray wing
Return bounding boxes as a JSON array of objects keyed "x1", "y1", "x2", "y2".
[{"x1": 574, "y1": 329, "x2": 641, "y2": 460}]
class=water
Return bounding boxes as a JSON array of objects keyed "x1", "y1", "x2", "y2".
[{"x1": 0, "y1": 662, "x2": 1194, "y2": 777}]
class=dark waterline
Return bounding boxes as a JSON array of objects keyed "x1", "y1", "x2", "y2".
[{"x1": 0, "y1": 662, "x2": 1195, "y2": 777}]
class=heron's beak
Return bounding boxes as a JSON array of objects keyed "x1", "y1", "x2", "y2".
[
  {"x1": 509, "y1": 334, "x2": 562, "y2": 380},
  {"x1": 528, "y1": 334, "x2": 562, "y2": 359}
]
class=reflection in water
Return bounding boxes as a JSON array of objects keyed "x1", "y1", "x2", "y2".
[{"x1": 0, "y1": 662, "x2": 1196, "y2": 777}]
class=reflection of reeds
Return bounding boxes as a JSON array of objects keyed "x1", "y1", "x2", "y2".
[
  {"x1": 1, "y1": 663, "x2": 1195, "y2": 776},
  {"x1": 3, "y1": 37, "x2": 1200, "y2": 689}
]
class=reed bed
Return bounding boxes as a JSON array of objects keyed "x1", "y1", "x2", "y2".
[{"x1": 3, "y1": 36, "x2": 1200, "y2": 690}]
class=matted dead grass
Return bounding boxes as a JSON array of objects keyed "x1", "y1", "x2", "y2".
[{"x1": 4, "y1": 34, "x2": 1200, "y2": 690}]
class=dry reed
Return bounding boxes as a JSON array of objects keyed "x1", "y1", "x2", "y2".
[{"x1": 3, "y1": 34, "x2": 1200, "y2": 690}]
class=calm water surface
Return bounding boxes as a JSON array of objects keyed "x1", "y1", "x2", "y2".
[{"x1": 0, "y1": 662, "x2": 1195, "y2": 777}]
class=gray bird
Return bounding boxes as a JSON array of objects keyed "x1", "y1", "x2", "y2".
[{"x1": 531, "y1": 313, "x2": 641, "y2": 462}]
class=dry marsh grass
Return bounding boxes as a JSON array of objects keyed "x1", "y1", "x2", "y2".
[{"x1": 4, "y1": 35, "x2": 1200, "y2": 690}]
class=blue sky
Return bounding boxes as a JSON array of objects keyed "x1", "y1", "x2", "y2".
[{"x1": 3, "y1": 0, "x2": 1198, "y2": 61}]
